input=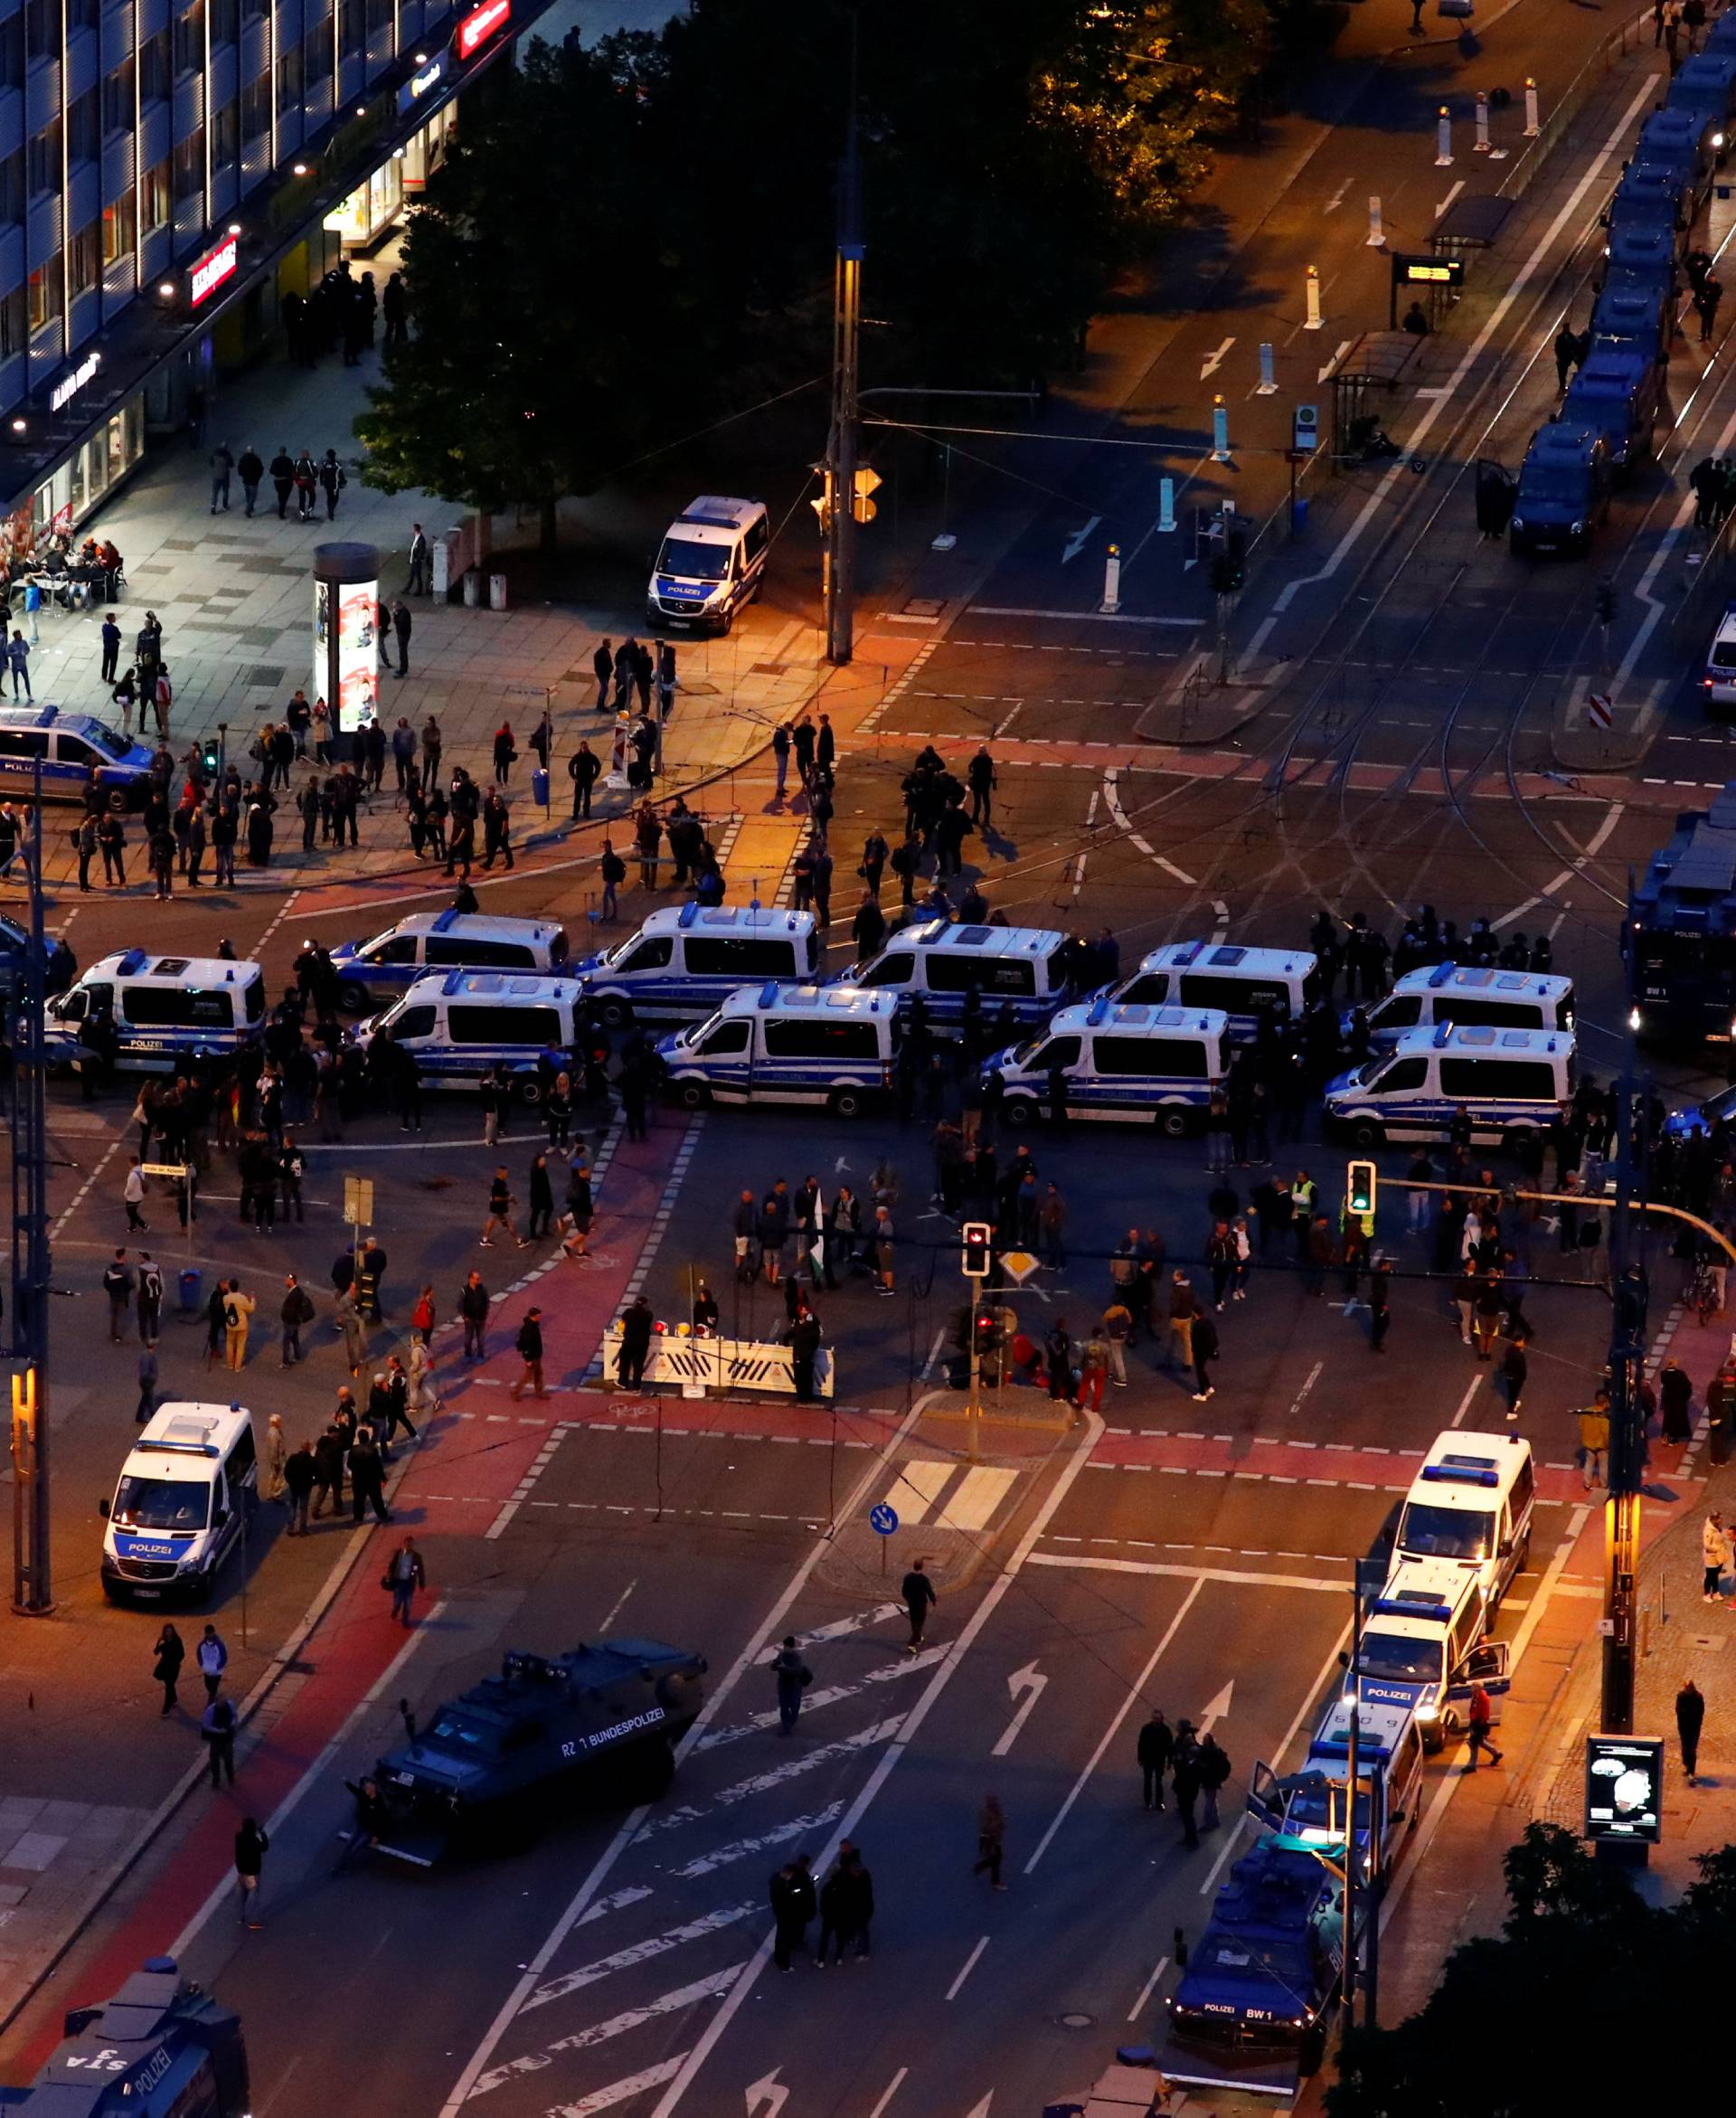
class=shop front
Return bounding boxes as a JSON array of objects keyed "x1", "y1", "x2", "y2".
[
  {"x1": 325, "y1": 89, "x2": 457, "y2": 255},
  {"x1": 27, "y1": 390, "x2": 146, "y2": 541}
]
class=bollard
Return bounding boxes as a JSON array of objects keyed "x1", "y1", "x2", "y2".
[
  {"x1": 1101, "y1": 544, "x2": 1122, "y2": 614},
  {"x1": 1524, "y1": 76, "x2": 1540, "y2": 136},
  {"x1": 1367, "y1": 194, "x2": 1386, "y2": 249},
  {"x1": 1256, "y1": 342, "x2": 1277, "y2": 394},
  {"x1": 1304, "y1": 265, "x2": 1323, "y2": 332},
  {"x1": 1157, "y1": 477, "x2": 1176, "y2": 534},
  {"x1": 1473, "y1": 90, "x2": 1491, "y2": 153},
  {"x1": 1211, "y1": 394, "x2": 1232, "y2": 461},
  {"x1": 1436, "y1": 105, "x2": 1454, "y2": 166}
]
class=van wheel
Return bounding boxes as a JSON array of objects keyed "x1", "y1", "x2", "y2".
[
  {"x1": 830, "y1": 1086, "x2": 866, "y2": 1120},
  {"x1": 106, "y1": 786, "x2": 128, "y2": 814},
  {"x1": 1503, "y1": 1125, "x2": 1538, "y2": 1158},
  {"x1": 598, "y1": 996, "x2": 633, "y2": 1031},
  {"x1": 1003, "y1": 1095, "x2": 1038, "y2": 1130},
  {"x1": 1159, "y1": 1108, "x2": 1192, "y2": 1139},
  {"x1": 1348, "y1": 1117, "x2": 1385, "y2": 1150},
  {"x1": 513, "y1": 1075, "x2": 544, "y2": 1108},
  {"x1": 336, "y1": 979, "x2": 371, "y2": 1015},
  {"x1": 676, "y1": 1080, "x2": 710, "y2": 1111}
]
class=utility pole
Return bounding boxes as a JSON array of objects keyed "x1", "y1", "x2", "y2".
[
  {"x1": 1341, "y1": 1699, "x2": 1358, "y2": 2030},
  {"x1": 823, "y1": 13, "x2": 863, "y2": 668},
  {"x1": 11, "y1": 769, "x2": 51, "y2": 1614},
  {"x1": 1601, "y1": 1070, "x2": 1648, "y2": 1734}
]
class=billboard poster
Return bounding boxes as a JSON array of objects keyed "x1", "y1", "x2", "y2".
[
  {"x1": 316, "y1": 579, "x2": 380, "y2": 734},
  {"x1": 1584, "y1": 1734, "x2": 1664, "y2": 1845}
]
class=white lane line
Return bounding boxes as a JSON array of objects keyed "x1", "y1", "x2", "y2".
[
  {"x1": 918, "y1": 1326, "x2": 948, "y2": 1382},
  {"x1": 1448, "y1": 1375, "x2": 1482, "y2": 1428},
  {"x1": 1127, "y1": 1954, "x2": 1171, "y2": 2023},
  {"x1": 471, "y1": 1968, "x2": 749, "y2": 2094},
  {"x1": 52, "y1": 1132, "x2": 126, "y2": 1239},
  {"x1": 671, "y1": 1804, "x2": 846, "y2": 1881},
  {"x1": 597, "y1": 1580, "x2": 637, "y2": 1633},
  {"x1": 641, "y1": 1719, "x2": 910, "y2": 1837},
  {"x1": 577, "y1": 1887, "x2": 654, "y2": 1930},
  {"x1": 524, "y1": 1904, "x2": 759, "y2": 2011},
  {"x1": 1492, "y1": 799, "x2": 1626, "y2": 931},
  {"x1": 1156, "y1": 856, "x2": 1194, "y2": 884},
  {"x1": 867, "y1": 2070, "x2": 908, "y2": 2118},
  {"x1": 1288, "y1": 1360, "x2": 1323, "y2": 1418},
  {"x1": 255, "y1": 885, "x2": 303, "y2": 953},
  {"x1": 967, "y1": 607, "x2": 1201, "y2": 627},
  {"x1": 549, "y1": 2058, "x2": 689, "y2": 2116},
  {"x1": 947, "y1": 1935, "x2": 991, "y2": 2001},
  {"x1": 1024, "y1": 1579, "x2": 1205, "y2": 1877},
  {"x1": 695, "y1": 1650, "x2": 947, "y2": 1751},
  {"x1": 1026, "y1": 1555, "x2": 1346, "y2": 1592}
]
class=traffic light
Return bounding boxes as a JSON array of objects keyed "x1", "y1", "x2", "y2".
[
  {"x1": 961, "y1": 1221, "x2": 992, "y2": 1278},
  {"x1": 1594, "y1": 581, "x2": 1616, "y2": 626},
  {"x1": 1224, "y1": 528, "x2": 1246, "y2": 593},
  {"x1": 200, "y1": 734, "x2": 222, "y2": 779},
  {"x1": 1347, "y1": 1158, "x2": 1377, "y2": 1219},
  {"x1": 974, "y1": 1307, "x2": 1001, "y2": 1357}
]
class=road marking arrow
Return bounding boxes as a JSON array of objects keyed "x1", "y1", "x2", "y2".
[
  {"x1": 1199, "y1": 336, "x2": 1235, "y2": 380},
  {"x1": 963, "y1": 2099, "x2": 994, "y2": 2118},
  {"x1": 1323, "y1": 178, "x2": 1349, "y2": 213},
  {"x1": 746, "y1": 2070, "x2": 788, "y2": 2118},
  {"x1": 991, "y1": 1659, "x2": 1050, "y2": 1756},
  {"x1": 1061, "y1": 515, "x2": 1101, "y2": 564},
  {"x1": 1197, "y1": 1679, "x2": 1234, "y2": 1735}
]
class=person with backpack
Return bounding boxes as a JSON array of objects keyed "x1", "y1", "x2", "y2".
[{"x1": 770, "y1": 1635, "x2": 812, "y2": 1735}]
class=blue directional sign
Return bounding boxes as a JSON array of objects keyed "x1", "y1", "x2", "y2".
[{"x1": 869, "y1": 1503, "x2": 899, "y2": 1536}]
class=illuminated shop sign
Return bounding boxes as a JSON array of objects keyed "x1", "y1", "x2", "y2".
[
  {"x1": 454, "y1": 0, "x2": 511, "y2": 61},
  {"x1": 190, "y1": 236, "x2": 239, "y2": 307},
  {"x1": 399, "y1": 52, "x2": 448, "y2": 110},
  {"x1": 49, "y1": 351, "x2": 100, "y2": 414}
]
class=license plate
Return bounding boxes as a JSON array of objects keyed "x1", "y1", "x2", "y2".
[{"x1": 133, "y1": 1587, "x2": 160, "y2": 1600}]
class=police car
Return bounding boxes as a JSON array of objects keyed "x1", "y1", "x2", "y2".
[
  {"x1": 1701, "y1": 602, "x2": 1736, "y2": 714},
  {"x1": 1343, "y1": 1556, "x2": 1509, "y2": 1752},
  {"x1": 1393, "y1": 1429, "x2": 1537, "y2": 1606},
  {"x1": 646, "y1": 496, "x2": 769, "y2": 634},
  {"x1": 329, "y1": 909, "x2": 571, "y2": 1012},
  {"x1": 0, "y1": 704, "x2": 156, "y2": 807},
  {"x1": 1103, "y1": 941, "x2": 1317, "y2": 1042},
  {"x1": 99, "y1": 1402, "x2": 258, "y2": 1604},
  {"x1": 45, "y1": 950, "x2": 267, "y2": 1073}
]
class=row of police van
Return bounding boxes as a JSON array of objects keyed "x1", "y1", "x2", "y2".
[
  {"x1": 42, "y1": 907, "x2": 1579, "y2": 1149},
  {"x1": 1511, "y1": 34, "x2": 1736, "y2": 554},
  {"x1": 1160, "y1": 1430, "x2": 1533, "y2": 2094}
]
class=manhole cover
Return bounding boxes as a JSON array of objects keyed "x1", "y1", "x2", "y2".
[
  {"x1": 1058, "y1": 2012, "x2": 1094, "y2": 2030},
  {"x1": 903, "y1": 596, "x2": 944, "y2": 617}
]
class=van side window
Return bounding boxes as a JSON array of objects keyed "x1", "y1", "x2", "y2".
[
  {"x1": 243, "y1": 978, "x2": 265, "y2": 1025},
  {"x1": 1178, "y1": 972, "x2": 1282, "y2": 1014},
  {"x1": 1373, "y1": 1055, "x2": 1428, "y2": 1092},
  {"x1": 1510, "y1": 1452, "x2": 1535, "y2": 1519},
  {"x1": 1446, "y1": 999, "x2": 1535, "y2": 1030},
  {"x1": 696, "y1": 1018, "x2": 751, "y2": 1057},
  {"x1": 685, "y1": 937, "x2": 797, "y2": 979},
  {"x1": 1024, "y1": 1035, "x2": 1082, "y2": 1072},
  {"x1": 616, "y1": 936, "x2": 675, "y2": 975},
  {"x1": 121, "y1": 984, "x2": 236, "y2": 1028},
  {"x1": 447, "y1": 1004, "x2": 563, "y2": 1045},
  {"x1": 929, "y1": 953, "x2": 1035, "y2": 997},
  {"x1": 0, "y1": 730, "x2": 48, "y2": 760},
  {"x1": 1439, "y1": 1057, "x2": 1554, "y2": 1101},
  {"x1": 1097, "y1": 1035, "x2": 1210, "y2": 1080},
  {"x1": 393, "y1": 1004, "x2": 438, "y2": 1040},
  {"x1": 763, "y1": 1019, "x2": 881, "y2": 1061},
  {"x1": 744, "y1": 517, "x2": 769, "y2": 562},
  {"x1": 229, "y1": 1424, "x2": 257, "y2": 1484},
  {"x1": 1375, "y1": 996, "x2": 1421, "y2": 1028},
  {"x1": 427, "y1": 937, "x2": 535, "y2": 969},
  {"x1": 858, "y1": 952, "x2": 914, "y2": 988},
  {"x1": 367, "y1": 937, "x2": 420, "y2": 965}
]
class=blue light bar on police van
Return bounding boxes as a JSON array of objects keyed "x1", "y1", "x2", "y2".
[{"x1": 1420, "y1": 1461, "x2": 1500, "y2": 1488}]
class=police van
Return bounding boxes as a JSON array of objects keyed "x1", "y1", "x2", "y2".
[
  {"x1": 1393, "y1": 1429, "x2": 1537, "y2": 1607},
  {"x1": 329, "y1": 909, "x2": 571, "y2": 1012},
  {"x1": 656, "y1": 984, "x2": 898, "y2": 1115},
  {"x1": 842, "y1": 920, "x2": 1071, "y2": 1031},
  {"x1": 45, "y1": 950, "x2": 267, "y2": 1073},
  {"x1": 1104, "y1": 941, "x2": 1317, "y2": 1042},
  {"x1": 1342, "y1": 1556, "x2": 1509, "y2": 1753},
  {"x1": 358, "y1": 970, "x2": 582, "y2": 1099},
  {"x1": 0, "y1": 704, "x2": 156, "y2": 808},
  {"x1": 985, "y1": 999, "x2": 1230, "y2": 1131},
  {"x1": 646, "y1": 496, "x2": 770, "y2": 634},
  {"x1": 1324, "y1": 1023, "x2": 1575, "y2": 1149},
  {"x1": 1352, "y1": 964, "x2": 1576, "y2": 1052},
  {"x1": 575, "y1": 903, "x2": 819, "y2": 1028},
  {"x1": 99, "y1": 1401, "x2": 258, "y2": 1605},
  {"x1": 1249, "y1": 1693, "x2": 1427, "y2": 1871}
]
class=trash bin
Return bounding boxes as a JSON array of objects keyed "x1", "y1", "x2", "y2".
[
  {"x1": 178, "y1": 1266, "x2": 202, "y2": 1314},
  {"x1": 462, "y1": 570, "x2": 481, "y2": 609},
  {"x1": 489, "y1": 572, "x2": 508, "y2": 612},
  {"x1": 531, "y1": 765, "x2": 550, "y2": 808},
  {"x1": 1292, "y1": 496, "x2": 1310, "y2": 536}
]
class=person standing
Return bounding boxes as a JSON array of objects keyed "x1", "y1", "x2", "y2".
[
  {"x1": 406, "y1": 523, "x2": 429, "y2": 596},
  {"x1": 383, "y1": 1535, "x2": 427, "y2": 1625},
  {"x1": 1463, "y1": 1682, "x2": 1503, "y2": 1771},
  {"x1": 769, "y1": 1855, "x2": 817, "y2": 1971},
  {"x1": 392, "y1": 598, "x2": 411, "y2": 678},
  {"x1": 510, "y1": 1307, "x2": 547, "y2": 1400},
  {"x1": 901, "y1": 1558, "x2": 937, "y2": 1653},
  {"x1": 1197, "y1": 1731, "x2": 1231, "y2": 1830},
  {"x1": 1704, "y1": 1511, "x2": 1730, "y2": 1603},
  {"x1": 203, "y1": 1692, "x2": 239, "y2": 1788},
  {"x1": 348, "y1": 1425, "x2": 390, "y2": 1524},
  {"x1": 770, "y1": 1635, "x2": 812, "y2": 1735},
  {"x1": 197, "y1": 1623, "x2": 228, "y2": 1701},
  {"x1": 1678, "y1": 1677, "x2": 1707, "y2": 1783},
  {"x1": 1500, "y1": 1331, "x2": 1527, "y2": 1423},
  {"x1": 1172, "y1": 1728, "x2": 1203, "y2": 1848},
  {"x1": 152, "y1": 1622, "x2": 184, "y2": 1716},
  {"x1": 1137, "y1": 1708, "x2": 1173, "y2": 1811},
  {"x1": 100, "y1": 612, "x2": 121, "y2": 684},
  {"x1": 618, "y1": 1292, "x2": 655, "y2": 1388},
  {"x1": 280, "y1": 1274, "x2": 314, "y2": 1366},
  {"x1": 569, "y1": 739, "x2": 599, "y2": 818},
  {"x1": 233, "y1": 1819, "x2": 269, "y2": 1927},
  {"x1": 1577, "y1": 1395, "x2": 1611, "y2": 1490},
  {"x1": 973, "y1": 1792, "x2": 1008, "y2": 1888},
  {"x1": 223, "y1": 1281, "x2": 255, "y2": 1369},
  {"x1": 459, "y1": 1271, "x2": 490, "y2": 1359},
  {"x1": 262, "y1": 1412, "x2": 288, "y2": 1503},
  {"x1": 284, "y1": 1440, "x2": 316, "y2": 1536},
  {"x1": 1368, "y1": 1256, "x2": 1392, "y2": 1355}
]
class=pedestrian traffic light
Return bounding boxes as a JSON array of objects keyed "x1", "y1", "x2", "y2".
[
  {"x1": 200, "y1": 734, "x2": 222, "y2": 778},
  {"x1": 1224, "y1": 528, "x2": 1246, "y2": 592},
  {"x1": 1347, "y1": 1158, "x2": 1377, "y2": 1219},
  {"x1": 1594, "y1": 581, "x2": 1616, "y2": 626},
  {"x1": 961, "y1": 1221, "x2": 992, "y2": 1278}
]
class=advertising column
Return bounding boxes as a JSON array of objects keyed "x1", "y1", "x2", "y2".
[{"x1": 313, "y1": 542, "x2": 380, "y2": 759}]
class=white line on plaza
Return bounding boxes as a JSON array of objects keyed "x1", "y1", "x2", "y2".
[
  {"x1": 947, "y1": 1936, "x2": 991, "y2": 2001},
  {"x1": 1448, "y1": 1375, "x2": 1483, "y2": 1428},
  {"x1": 1127, "y1": 1954, "x2": 1171, "y2": 2022}
]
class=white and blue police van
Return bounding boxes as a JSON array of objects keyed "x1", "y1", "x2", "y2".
[
  {"x1": 1393, "y1": 1430, "x2": 1537, "y2": 1607},
  {"x1": 328, "y1": 909, "x2": 571, "y2": 1013},
  {"x1": 841, "y1": 919, "x2": 1071, "y2": 1032},
  {"x1": 99, "y1": 1401, "x2": 258, "y2": 1605},
  {"x1": 656, "y1": 983, "x2": 899, "y2": 1115},
  {"x1": 45, "y1": 950, "x2": 267, "y2": 1073},
  {"x1": 0, "y1": 704, "x2": 156, "y2": 808},
  {"x1": 1103, "y1": 941, "x2": 1318, "y2": 1042},
  {"x1": 1351, "y1": 964, "x2": 1576, "y2": 1052},
  {"x1": 1249, "y1": 1692, "x2": 1427, "y2": 1874},
  {"x1": 1324, "y1": 1023, "x2": 1575, "y2": 1150},
  {"x1": 357, "y1": 970, "x2": 582, "y2": 1101},
  {"x1": 575, "y1": 903, "x2": 819, "y2": 1029},
  {"x1": 646, "y1": 496, "x2": 770, "y2": 634},
  {"x1": 985, "y1": 998, "x2": 1230, "y2": 1132},
  {"x1": 1341, "y1": 1556, "x2": 1509, "y2": 1754}
]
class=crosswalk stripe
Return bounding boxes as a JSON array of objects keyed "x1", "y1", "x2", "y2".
[
  {"x1": 941, "y1": 1465, "x2": 1017, "y2": 1531},
  {"x1": 576, "y1": 1886, "x2": 654, "y2": 1929},
  {"x1": 890, "y1": 1457, "x2": 954, "y2": 1524},
  {"x1": 640, "y1": 1716, "x2": 909, "y2": 1836},
  {"x1": 525, "y1": 1904, "x2": 760, "y2": 2011},
  {"x1": 672, "y1": 1804, "x2": 846, "y2": 1880},
  {"x1": 549, "y1": 2057, "x2": 689, "y2": 2116},
  {"x1": 695, "y1": 1649, "x2": 946, "y2": 1751},
  {"x1": 795, "y1": 1603, "x2": 901, "y2": 1645},
  {"x1": 472, "y1": 1970, "x2": 749, "y2": 2095}
]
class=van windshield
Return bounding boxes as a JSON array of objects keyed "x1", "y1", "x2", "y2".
[
  {"x1": 1288, "y1": 1779, "x2": 1373, "y2": 1834},
  {"x1": 1398, "y1": 1500, "x2": 1495, "y2": 1563},
  {"x1": 1518, "y1": 466, "x2": 1587, "y2": 507},
  {"x1": 1356, "y1": 1630, "x2": 1444, "y2": 1684},
  {"x1": 658, "y1": 537, "x2": 730, "y2": 581},
  {"x1": 113, "y1": 1475, "x2": 210, "y2": 1530}
]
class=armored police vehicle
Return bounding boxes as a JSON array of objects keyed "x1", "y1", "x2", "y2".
[
  {"x1": 1628, "y1": 780, "x2": 1736, "y2": 1044},
  {"x1": 0, "y1": 1955, "x2": 249, "y2": 2118},
  {"x1": 368, "y1": 1637, "x2": 707, "y2": 1865}
]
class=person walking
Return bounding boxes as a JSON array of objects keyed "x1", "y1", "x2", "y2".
[
  {"x1": 222, "y1": 1281, "x2": 255, "y2": 1369},
  {"x1": 1198, "y1": 1731, "x2": 1231, "y2": 1830},
  {"x1": 123, "y1": 1157, "x2": 149, "y2": 1233},
  {"x1": 1173, "y1": 1728, "x2": 1204, "y2": 1848},
  {"x1": 1577, "y1": 1395, "x2": 1611, "y2": 1490},
  {"x1": 238, "y1": 446, "x2": 263, "y2": 516},
  {"x1": 1500, "y1": 1332, "x2": 1527, "y2": 1423},
  {"x1": 152, "y1": 1622, "x2": 185, "y2": 1716},
  {"x1": 1463, "y1": 1681, "x2": 1503, "y2": 1770},
  {"x1": 901, "y1": 1558, "x2": 937, "y2": 1653},
  {"x1": 383, "y1": 1535, "x2": 427, "y2": 1626},
  {"x1": 196, "y1": 1623, "x2": 228, "y2": 1701},
  {"x1": 973, "y1": 1792, "x2": 1008, "y2": 1888},
  {"x1": 348, "y1": 1426, "x2": 391, "y2": 1524},
  {"x1": 510, "y1": 1306, "x2": 547, "y2": 1400},
  {"x1": 233, "y1": 1819, "x2": 269, "y2": 1928},
  {"x1": 1368, "y1": 1256, "x2": 1392, "y2": 1354},
  {"x1": 770, "y1": 1635, "x2": 812, "y2": 1735},
  {"x1": 203, "y1": 1692, "x2": 239, "y2": 1788},
  {"x1": 1191, "y1": 1310, "x2": 1219, "y2": 1402},
  {"x1": 479, "y1": 1165, "x2": 529, "y2": 1248},
  {"x1": 1704, "y1": 1511, "x2": 1730, "y2": 1602},
  {"x1": 1678, "y1": 1677, "x2": 1706, "y2": 1783},
  {"x1": 1137, "y1": 1708, "x2": 1173, "y2": 1811},
  {"x1": 1167, "y1": 1271, "x2": 1197, "y2": 1375},
  {"x1": 769, "y1": 1856, "x2": 817, "y2": 1971}
]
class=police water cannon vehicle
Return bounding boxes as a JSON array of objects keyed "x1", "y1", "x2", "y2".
[
  {"x1": 1627, "y1": 780, "x2": 1736, "y2": 1045},
  {"x1": 1156, "y1": 1839, "x2": 1346, "y2": 2096},
  {"x1": 0, "y1": 1955, "x2": 248, "y2": 2118},
  {"x1": 369, "y1": 1636, "x2": 707, "y2": 1864}
]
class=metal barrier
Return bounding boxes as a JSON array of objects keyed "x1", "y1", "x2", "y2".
[
  {"x1": 599, "y1": 1321, "x2": 835, "y2": 1398},
  {"x1": 1496, "y1": 9, "x2": 1656, "y2": 203}
]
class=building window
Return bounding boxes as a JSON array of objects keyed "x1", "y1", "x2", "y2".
[
  {"x1": 172, "y1": 126, "x2": 203, "y2": 200},
  {"x1": 306, "y1": 14, "x2": 332, "y2": 84},
  {"x1": 0, "y1": 151, "x2": 22, "y2": 222},
  {"x1": 67, "y1": 0, "x2": 96, "y2": 28},
  {"x1": 172, "y1": 0, "x2": 204, "y2": 78},
  {"x1": 0, "y1": 14, "x2": 24, "y2": 88},
  {"x1": 25, "y1": 119, "x2": 61, "y2": 200},
  {"x1": 211, "y1": 96, "x2": 236, "y2": 164},
  {"x1": 338, "y1": 0, "x2": 361, "y2": 52},
  {"x1": 365, "y1": 0, "x2": 390, "y2": 32},
  {"x1": 27, "y1": 257, "x2": 61, "y2": 331},
  {"x1": 67, "y1": 87, "x2": 99, "y2": 162},
  {"x1": 139, "y1": 26, "x2": 170, "y2": 100},
  {"x1": 0, "y1": 285, "x2": 24, "y2": 358},
  {"x1": 101, "y1": 57, "x2": 135, "y2": 137},
  {"x1": 101, "y1": 186, "x2": 136, "y2": 263},
  {"x1": 241, "y1": 65, "x2": 269, "y2": 139},
  {"x1": 275, "y1": 43, "x2": 302, "y2": 109},
  {"x1": 69, "y1": 216, "x2": 99, "y2": 298},
  {"x1": 142, "y1": 155, "x2": 170, "y2": 231},
  {"x1": 24, "y1": 0, "x2": 61, "y2": 61},
  {"x1": 211, "y1": 0, "x2": 237, "y2": 37}
]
